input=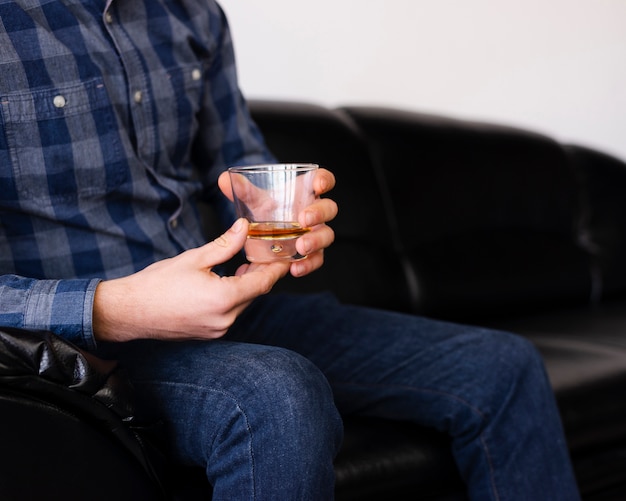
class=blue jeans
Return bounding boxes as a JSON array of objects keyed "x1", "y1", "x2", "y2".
[{"x1": 98, "y1": 293, "x2": 580, "y2": 500}]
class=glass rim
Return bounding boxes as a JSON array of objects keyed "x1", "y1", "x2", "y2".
[{"x1": 228, "y1": 163, "x2": 319, "y2": 174}]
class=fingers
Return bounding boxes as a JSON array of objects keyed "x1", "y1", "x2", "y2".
[
  {"x1": 200, "y1": 217, "x2": 293, "y2": 291},
  {"x1": 291, "y1": 224, "x2": 334, "y2": 278},
  {"x1": 300, "y1": 170, "x2": 338, "y2": 228},
  {"x1": 299, "y1": 197, "x2": 338, "y2": 229},
  {"x1": 296, "y1": 223, "x2": 335, "y2": 257},
  {"x1": 218, "y1": 171, "x2": 234, "y2": 201},
  {"x1": 197, "y1": 218, "x2": 248, "y2": 268},
  {"x1": 313, "y1": 168, "x2": 335, "y2": 196},
  {"x1": 290, "y1": 249, "x2": 325, "y2": 277},
  {"x1": 229, "y1": 261, "x2": 290, "y2": 302}
]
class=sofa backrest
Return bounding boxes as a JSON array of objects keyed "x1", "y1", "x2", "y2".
[{"x1": 342, "y1": 106, "x2": 594, "y2": 322}]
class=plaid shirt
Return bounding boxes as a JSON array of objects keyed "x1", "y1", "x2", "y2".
[{"x1": 0, "y1": 0, "x2": 273, "y2": 348}]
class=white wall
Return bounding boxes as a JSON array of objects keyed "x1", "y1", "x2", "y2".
[{"x1": 219, "y1": 1, "x2": 626, "y2": 162}]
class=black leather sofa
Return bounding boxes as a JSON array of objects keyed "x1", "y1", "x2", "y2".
[{"x1": 2, "y1": 99, "x2": 626, "y2": 500}]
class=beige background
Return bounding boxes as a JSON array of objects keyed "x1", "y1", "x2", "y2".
[{"x1": 219, "y1": 0, "x2": 626, "y2": 162}]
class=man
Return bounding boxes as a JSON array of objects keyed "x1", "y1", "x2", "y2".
[{"x1": 0, "y1": 0, "x2": 580, "y2": 499}]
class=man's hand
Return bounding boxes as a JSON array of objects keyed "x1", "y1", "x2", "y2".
[
  {"x1": 218, "y1": 168, "x2": 338, "y2": 277},
  {"x1": 93, "y1": 219, "x2": 290, "y2": 343}
]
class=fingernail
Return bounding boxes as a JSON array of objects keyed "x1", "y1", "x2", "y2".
[{"x1": 292, "y1": 262, "x2": 304, "y2": 277}]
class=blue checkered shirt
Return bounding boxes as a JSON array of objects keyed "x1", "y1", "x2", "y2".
[{"x1": 0, "y1": 0, "x2": 274, "y2": 349}]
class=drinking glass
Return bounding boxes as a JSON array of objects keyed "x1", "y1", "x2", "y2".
[{"x1": 228, "y1": 163, "x2": 318, "y2": 262}]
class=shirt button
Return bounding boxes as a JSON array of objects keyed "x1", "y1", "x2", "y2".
[
  {"x1": 191, "y1": 68, "x2": 202, "y2": 81},
  {"x1": 170, "y1": 218, "x2": 179, "y2": 229},
  {"x1": 104, "y1": 11, "x2": 113, "y2": 24},
  {"x1": 53, "y1": 95, "x2": 66, "y2": 108},
  {"x1": 133, "y1": 90, "x2": 143, "y2": 103}
]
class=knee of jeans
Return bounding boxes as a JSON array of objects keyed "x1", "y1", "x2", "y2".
[
  {"x1": 488, "y1": 330, "x2": 544, "y2": 376},
  {"x1": 437, "y1": 330, "x2": 548, "y2": 435},
  {"x1": 468, "y1": 329, "x2": 550, "y2": 404},
  {"x1": 240, "y1": 347, "x2": 343, "y2": 447}
]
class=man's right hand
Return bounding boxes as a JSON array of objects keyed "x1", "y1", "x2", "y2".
[{"x1": 92, "y1": 218, "x2": 289, "y2": 343}]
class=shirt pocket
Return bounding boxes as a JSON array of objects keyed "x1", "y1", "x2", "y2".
[{"x1": 0, "y1": 77, "x2": 128, "y2": 203}]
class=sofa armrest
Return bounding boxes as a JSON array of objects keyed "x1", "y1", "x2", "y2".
[{"x1": 0, "y1": 328, "x2": 166, "y2": 500}]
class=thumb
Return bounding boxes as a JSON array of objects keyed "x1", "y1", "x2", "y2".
[{"x1": 200, "y1": 218, "x2": 248, "y2": 268}]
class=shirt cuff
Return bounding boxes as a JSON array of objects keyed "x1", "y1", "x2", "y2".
[{"x1": 23, "y1": 278, "x2": 102, "y2": 351}]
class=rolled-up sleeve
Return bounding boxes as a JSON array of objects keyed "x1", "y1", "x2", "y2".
[{"x1": 0, "y1": 275, "x2": 101, "y2": 350}]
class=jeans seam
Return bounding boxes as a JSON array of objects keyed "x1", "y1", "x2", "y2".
[
  {"x1": 134, "y1": 380, "x2": 257, "y2": 499},
  {"x1": 480, "y1": 433, "x2": 500, "y2": 501}
]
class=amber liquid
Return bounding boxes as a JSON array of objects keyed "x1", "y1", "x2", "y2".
[
  {"x1": 248, "y1": 222, "x2": 311, "y2": 240},
  {"x1": 245, "y1": 222, "x2": 310, "y2": 262}
]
